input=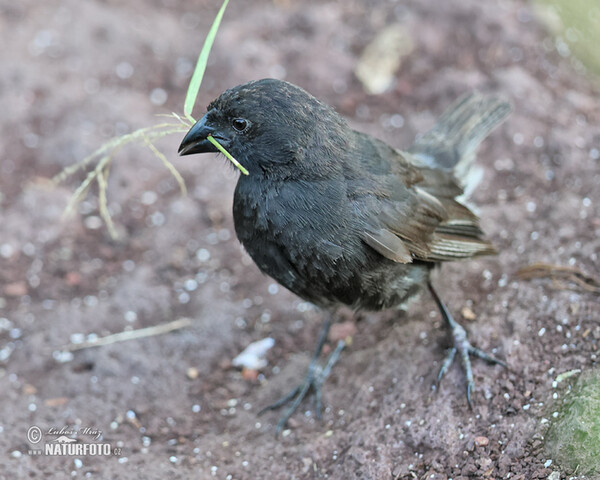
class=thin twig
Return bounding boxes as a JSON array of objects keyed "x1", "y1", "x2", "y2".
[
  {"x1": 97, "y1": 161, "x2": 118, "y2": 239},
  {"x1": 52, "y1": 122, "x2": 187, "y2": 184},
  {"x1": 56, "y1": 123, "x2": 190, "y2": 225},
  {"x1": 142, "y1": 133, "x2": 188, "y2": 196},
  {"x1": 516, "y1": 262, "x2": 600, "y2": 294},
  {"x1": 62, "y1": 152, "x2": 115, "y2": 218},
  {"x1": 60, "y1": 318, "x2": 192, "y2": 352},
  {"x1": 157, "y1": 112, "x2": 195, "y2": 127}
]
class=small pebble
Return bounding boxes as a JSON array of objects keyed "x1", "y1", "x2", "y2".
[
  {"x1": 242, "y1": 368, "x2": 259, "y2": 381},
  {"x1": 474, "y1": 436, "x2": 489, "y2": 447},
  {"x1": 461, "y1": 306, "x2": 476, "y2": 321}
]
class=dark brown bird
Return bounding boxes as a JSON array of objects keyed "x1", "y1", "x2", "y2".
[{"x1": 179, "y1": 78, "x2": 511, "y2": 434}]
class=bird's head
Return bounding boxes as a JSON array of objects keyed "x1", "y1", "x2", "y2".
[{"x1": 178, "y1": 78, "x2": 349, "y2": 177}]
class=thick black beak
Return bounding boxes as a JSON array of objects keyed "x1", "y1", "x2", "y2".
[{"x1": 178, "y1": 110, "x2": 221, "y2": 156}]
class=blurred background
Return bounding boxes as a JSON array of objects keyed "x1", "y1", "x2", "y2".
[{"x1": 1, "y1": 0, "x2": 599, "y2": 478}]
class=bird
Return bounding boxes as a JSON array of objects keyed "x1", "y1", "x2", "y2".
[{"x1": 178, "y1": 78, "x2": 511, "y2": 435}]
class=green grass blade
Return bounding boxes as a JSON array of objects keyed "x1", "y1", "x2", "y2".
[
  {"x1": 184, "y1": 0, "x2": 230, "y2": 122},
  {"x1": 207, "y1": 135, "x2": 249, "y2": 175}
]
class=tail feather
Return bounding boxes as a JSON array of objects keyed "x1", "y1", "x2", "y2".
[{"x1": 409, "y1": 93, "x2": 511, "y2": 186}]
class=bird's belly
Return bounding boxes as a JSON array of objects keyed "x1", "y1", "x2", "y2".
[
  {"x1": 238, "y1": 221, "x2": 429, "y2": 310},
  {"x1": 233, "y1": 178, "x2": 429, "y2": 310},
  {"x1": 347, "y1": 261, "x2": 430, "y2": 310}
]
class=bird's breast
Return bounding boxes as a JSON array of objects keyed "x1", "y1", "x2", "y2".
[
  {"x1": 232, "y1": 176, "x2": 359, "y2": 286},
  {"x1": 233, "y1": 176, "x2": 349, "y2": 258},
  {"x1": 231, "y1": 175, "x2": 428, "y2": 309}
]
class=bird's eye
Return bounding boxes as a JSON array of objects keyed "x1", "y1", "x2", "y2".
[{"x1": 232, "y1": 118, "x2": 249, "y2": 132}]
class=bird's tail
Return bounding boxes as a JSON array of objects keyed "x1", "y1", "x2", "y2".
[{"x1": 409, "y1": 93, "x2": 511, "y2": 189}]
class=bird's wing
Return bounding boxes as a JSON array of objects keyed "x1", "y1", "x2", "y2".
[{"x1": 352, "y1": 137, "x2": 495, "y2": 263}]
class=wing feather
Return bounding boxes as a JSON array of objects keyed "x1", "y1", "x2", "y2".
[{"x1": 354, "y1": 144, "x2": 495, "y2": 264}]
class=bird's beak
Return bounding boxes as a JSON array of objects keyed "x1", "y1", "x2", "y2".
[{"x1": 178, "y1": 110, "x2": 223, "y2": 156}]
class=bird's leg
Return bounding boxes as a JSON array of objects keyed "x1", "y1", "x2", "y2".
[
  {"x1": 258, "y1": 314, "x2": 345, "y2": 436},
  {"x1": 428, "y1": 282, "x2": 506, "y2": 407}
]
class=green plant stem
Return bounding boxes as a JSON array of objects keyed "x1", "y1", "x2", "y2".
[
  {"x1": 207, "y1": 135, "x2": 249, "y2": 175},
  {"x1": 184, "y1": 0, "x2": 230, "y2": 122}
]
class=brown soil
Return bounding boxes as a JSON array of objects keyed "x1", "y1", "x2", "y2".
[{"x1": 1, "y1": 0, "x2": 599, "y2": 478}]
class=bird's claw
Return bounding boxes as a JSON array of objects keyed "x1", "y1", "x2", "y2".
[
  {"x1": 259, "y1": 340, "x2": 344, "y2": 437},
  {"x1": 436, "y1": 320, "x2": 506, "y2": 408},
  {"x1": 428, "y1": 282, "x2": 506, "y2": 407}
]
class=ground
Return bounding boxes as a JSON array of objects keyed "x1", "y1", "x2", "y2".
[{"x1": 1, "y1": 0, "x2": 599, "y2": 478}]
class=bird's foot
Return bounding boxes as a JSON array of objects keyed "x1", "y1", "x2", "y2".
[
  {"x1": 436, "y1": 320, "x2": 506, "y2": 408},
  {"x1": 428, "y1": 282, "x2": 506, "y2": 407},
  {"x1": 259, "y1": 340, "x2": 345, "y2": 437}
]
